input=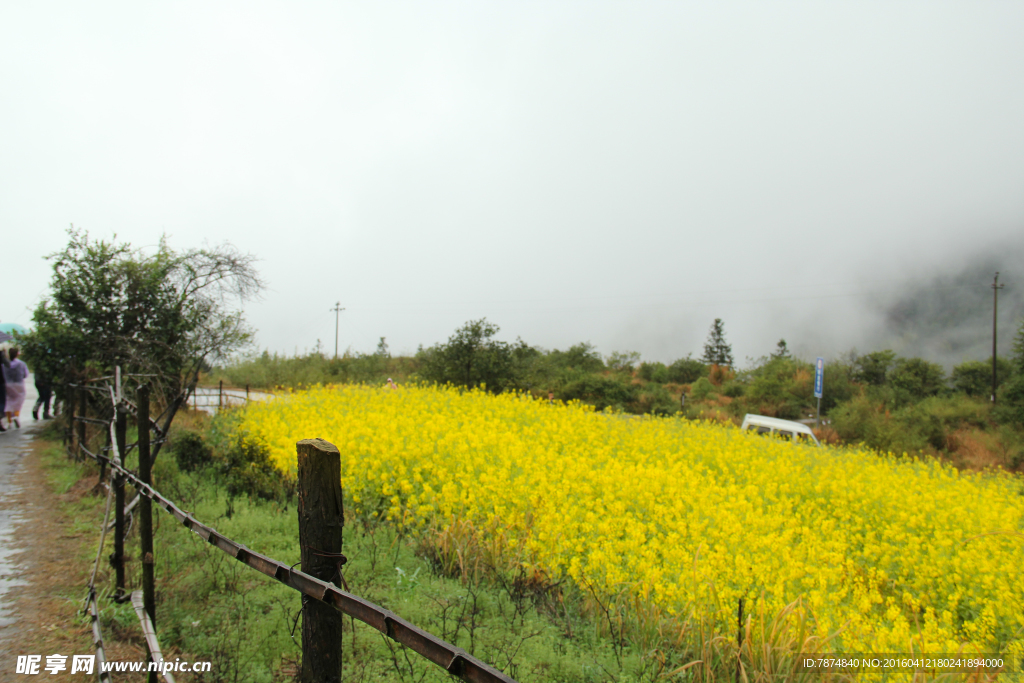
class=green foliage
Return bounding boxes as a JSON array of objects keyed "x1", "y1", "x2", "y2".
[
  {"x1": 169, "y1": 415, "x2": 294, "y2": 503},
  {"x1": 951, "y1": 358, "x2": 1013, "y2": 397},
  {"x1": 19, "y1": 229, "x2": 262, "y2": 402},
  {"x1": 830, "y1": 395, "x2": 930, "y2": 454},
  {"x1": 853, "y1": 350, "x2": 897, "y2": 386},
  {"x1": 690, "y1": 377, "x2": 715, "y2": 401},
  {"x1": 771, "y1": 339, "x2": 792, "y2": 360},
  {"x1": 173, "y1": 429, "x2": 212, "y2": 473},
  {"x1": 215, "y1": 348, "x2": 417, "y2": 389},
  {"x1": 1013, "y1": 318, "x2": 1024, "y2": 374},
  {"x1": 721, "y1": 380, "x2": 746, "y2": 398},
  {"x1": 666, "y1": 355, "x2": 706, "y2": 384},
  {"x1": 547, "y1": 343, "x2": 605, "y2": 373},
  {"x1": 635, "y1": 383, "x2": 680, "y2": 416},
  {"x1": 605, "y1": 350, "x2": 641, "y2": 373},
  {"x1": 831, "y1": 393, "x2": 995, "y2": 455},
  {"x1": 418, "y1": 319, "x2": 518, "y2": 393},
  {"x1": 820, "y1": 360, "x2": 858, "y2": 414},
  {"x1": 701, "y1": 318, "x2": 734, "y2": 367},
  {"x1": 889, "y1": 357, "x2": 947, "y2": 402},
  {"x1": 557, "y1": 373, "x2": 639, "y2": 412},
  {"x1": 638, "y1": 361, "x2": 669, "y2": 383},
  {"x1": 738, "y1": 357, "x2": 813, "y2": 420},
  {"x1": 996, "y1": 373, "x2": 1024, "y2": 425}
]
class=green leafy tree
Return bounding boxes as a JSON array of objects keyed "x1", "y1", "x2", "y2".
[
  {"x1": 548, "y1": 343, "x2": 605, "y2": 373},
  {"x1": 701, "y1": 318, "x2": 734, "y2": 367},
  {"x1": 20, "y1": 230, "x2": 262, "y2": 400},
  {"x1": 606, "y1": 351, "x2": 641, "y2": 373},
  {"x1": 666, "y1": 355, "x2": 706, "y2": 383},
  {"x1": 997, "y1": 318, "x2": 1024, "y2": 424},
  {"x1": 889, "y1": 357, "x2": 946, "y2": 400},
  {"x1": 638, "y1": 361, "x2": 669, "y2": 383},
  {"x1": 557, "y1": 374, "x2": 638, "y2": 412},
  {"x1": 1013, "y1": 318, "x2": 1024, "y2": 374},
  {"x1": 418, "y1": 319, "x2": 517, "y2": 393},
  {"x1": 853, "y1": 350, "x2": 897, "y2": 386},
  {"x1": 951, "y1": 358, "x2": 1012, "y2": 397}
]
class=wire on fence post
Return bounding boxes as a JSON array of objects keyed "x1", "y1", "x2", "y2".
[
  {"x1": 99, "y1": 414, "x2": 110, "y2": 483},
  {"x1": 137, "y1": 384, "x2": 157, "y2": 648},
  {"x1": 113, "y1": 403, "x2": 127, "y2": 601},
  {"x1": 297, "y1": 438, "x2": 346, "y2": 683}
]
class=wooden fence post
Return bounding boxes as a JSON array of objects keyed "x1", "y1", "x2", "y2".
[
  {"x1": 297, "y1": 438, "x2": 345, "y2": 683},
  {"x1": 219, "y1": 380, "x2": 223, "y2": 411},
  {"x1": 736, "y1": 598, "x2": 744, "y2": 683},
  {"x1": 113, "y1": 404, "x2": 127, "y2": 599},
  {"x1": 66, "y1": 386, "x2": 76, "y2": 458},
  {"x1": 77, "y1": 387, "x2": 88, "y2": 462},
  {"x1": 137, "y1": 384, "x2": 157, "y2": 683}
]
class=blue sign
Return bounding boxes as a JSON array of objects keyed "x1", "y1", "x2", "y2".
[{"x1": 814, "y1": 357, "x2": 824, "y2": 398}]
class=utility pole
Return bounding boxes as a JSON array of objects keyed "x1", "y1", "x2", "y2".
[
  {"x1": 330, "y1": 302, "x2": 345, "y2": 359},
  {"x1": 991, "y1": 273, "x2": 1004, "y2": 403}
]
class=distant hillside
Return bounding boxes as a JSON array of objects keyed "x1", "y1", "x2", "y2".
[{"x1": 866, "y1": 241, "x2": 1024, "y2": 368}]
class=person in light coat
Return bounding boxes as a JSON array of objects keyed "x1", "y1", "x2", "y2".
[{"x1": 3, "y1": 348, "x2": 29, "y2": 429}]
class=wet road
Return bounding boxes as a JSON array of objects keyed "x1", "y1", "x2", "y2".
[{"x1": 0, "y1": 377, "x2": 42, "y2": 629}]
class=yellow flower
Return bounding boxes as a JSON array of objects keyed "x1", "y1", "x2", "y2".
[{"x1": 236, "y1": 383, "x2": 1024, "y2": 658}]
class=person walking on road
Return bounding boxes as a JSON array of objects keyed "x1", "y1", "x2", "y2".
[
  {"x1": 32, "y1": 368, "x2": 53, "y2": 420},
  {"x1": 3, "y1": 348, "x2": 28, "y2": 429},
  {"x1": 0, "y1": 348, "x2": 8, "y2": 432}
]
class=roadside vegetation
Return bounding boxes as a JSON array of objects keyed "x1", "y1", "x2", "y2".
[{"x1": 208, "y1": 318, "x2": 1024, "y2": 472}]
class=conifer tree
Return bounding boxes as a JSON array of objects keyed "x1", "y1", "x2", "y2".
[
  {"x1": 771, "y1": 339, "x2": 791, "y2": 360},
  {"x1": 701, "y1": 318, "x2": 734, "y2": 367}
]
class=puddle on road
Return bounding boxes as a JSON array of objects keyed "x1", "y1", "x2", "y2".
[
  {"x1": 0, "y1": 427, "x2": 36, "y2": 631},
  {"x1": 0, "y1": 510, "x2": 27, "y2": 627}
]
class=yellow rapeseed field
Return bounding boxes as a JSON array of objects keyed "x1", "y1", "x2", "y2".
[{"x1": 235, "y1": 384, "x2": 1024, "y2": 662}]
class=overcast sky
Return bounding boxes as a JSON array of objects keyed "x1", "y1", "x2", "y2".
[{"x1": 2, "y1": 2, "x2": 1023, "y2": 366}]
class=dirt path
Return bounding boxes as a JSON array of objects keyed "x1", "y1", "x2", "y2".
[{"x1": 0, "y1": 429, "x2": 163, "y2": 681}]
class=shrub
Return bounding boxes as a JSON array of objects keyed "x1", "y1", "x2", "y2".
[
  {"x1": 890, "y1": 357, "x2": 946, "y2": 401},
  {"x1": 853, "y1": 350, "x2": 897, "y2": 386},
  {"x1": 171, "y1": 430, "x2": 212, "y2": 473},
  {"x1": 722, "y1": 380, "x2": 746, "y2": 398},
  {"x1": 557, "y1": 373, "x2": 639, "y2": 412},
  {"x1": 690, "y1": 377, "x2": 715, "y2": 401},
  {"x1": 707, "y1": 364, "x2": 734, "y2": 386},
  {"x1": 995, "y1": 374, "x2": 1024, "y2": 426},
  {"x1": 639, "y1": 361, "x2": 670, "y2": 383},
  {"x1": 951, "y1": 358, "x2": 1013, "y2": 397},
  {"x1": 547, "y1": 343, "x2": 605, "y2": 373},
  {"x1": 635, "y1": 384, "x2": 679, "y2": 416},
  {"x1": 666, "y1": 356, "x2": 706, "y2": 384},
  {"x1": 606, "y1": 351, "x2": 641, "y2": 373},
  {"x1": 820, "y1": 360, "x2": 858, "y2": 414}
]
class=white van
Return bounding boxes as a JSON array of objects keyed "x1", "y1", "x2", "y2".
[{"x1": 740, "y1": 414, "x2": 820, "y2": 446}]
